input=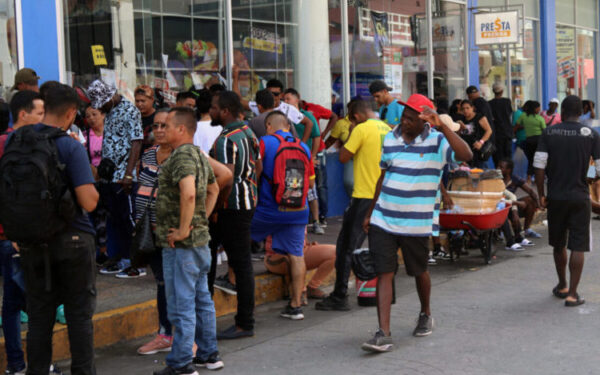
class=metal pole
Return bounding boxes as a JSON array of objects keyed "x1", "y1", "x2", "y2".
[
  {"x1": 426, "y1": 0, "x2": 435, "y2": 98},
  {"x1": 341, "y1": 0, "x2": 351, "y2": 113},
  {"x1": 225, "y1": 0, "x2": 234, "y2": 90}
]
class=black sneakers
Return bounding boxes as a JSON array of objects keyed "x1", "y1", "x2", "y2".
[
  {"x1": 153, "y1": 363, "x2": 198, "y2": 375},
  {"x1": 193, "y1": 352, "x2": 224, "y2": 371},
  {"x1": 413, "y1": 312, "x2": 434, "y2": 337},
  {"x1": 315, "y1": 295, "x2": 350, "y2": 311},
  {"x1": 280, "y1": 304, "x2": 304, "y2": 320}
]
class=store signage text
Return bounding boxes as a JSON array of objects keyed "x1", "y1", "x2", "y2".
[{"x1": 474, "y1": 11, "x2": 519, "y2": 45}]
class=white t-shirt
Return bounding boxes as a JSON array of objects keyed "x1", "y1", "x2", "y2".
[
  {"x1": 193, "y1": 120, "x2": 222, "y2": 153},
  {"x1": 249, "y1": 101, "x2": 304, "y2": 124}
]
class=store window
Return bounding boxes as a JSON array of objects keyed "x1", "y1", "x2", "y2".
[
  {"x1": 556, "y1": 0, "x2": 575, "y2": 25},
  {"x1": 329, "y1": 0, "x2": 427, "y2": 105},
  {"x1": 0, "y1": 0, "x2": 18, "y2": 99},
  {"x1": 577, "y1": 29, "x2": 596, "y2": 101},
  {"x1": 510, "y1": 19, "x2": 538, "y2": 108},
  {"x1": 556, "y1": 25, "x2": 576, "y2": 101}
]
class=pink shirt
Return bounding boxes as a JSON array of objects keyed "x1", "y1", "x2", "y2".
[
  {"x1": 88, "y1": 130, "x2": 103, "y2": 167},
  {"x1": 541, "y1": 111, "x2": 561, "y2": 126}
]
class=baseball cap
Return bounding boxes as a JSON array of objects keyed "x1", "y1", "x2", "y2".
[
  {"x1": 368, "y1": 80, "x2": 393, "y2": 95},
  {"x1": 439, "y1": 114, "x2": 461, "y2": 132},
  {"x1": 466, "y1": 85, "x2": 479, "y2": 95},
  {"x1": 12, "y1": 68, "x2": 40, "y2": 89},
  {"x1": 492, "y1": 83, "x2": 504, "y2": 94},
  {"x1": 87, "y1": 79, "x2": 117, "y2": 109},
  {"x1": 550, "y1": 98, "x2": 560, "y2": 105},
  {"x1": 134, "y1": 84, "x2": 154, "y2": 99},
  {"x1": 399, "y1": 94, "x2": 435, "y2": 114}
]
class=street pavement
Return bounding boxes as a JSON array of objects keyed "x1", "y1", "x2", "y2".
[{"x1": 76, "y1": 220, "x2": 600, "y2": 375}]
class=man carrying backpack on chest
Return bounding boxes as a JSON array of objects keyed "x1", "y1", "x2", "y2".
[
  {"x1": 251, "y1": 111, "x2": 315, "y2": 320},
  {"x1": 0, "y1": 85, "x2": 99, "y2": 375}
]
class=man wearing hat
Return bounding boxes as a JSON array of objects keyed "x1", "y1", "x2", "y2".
[
  {"x1": 87, "y1": 80, "x2": 144, "y2": 278},
  {"x1": 360, "y1": 94, "x2": 472, "y2": 353},
  {"x1": 489, "y1": 83, "x2": 514, "y2": 164},
  {"x1": 541, "y1": 98, "x2": 562, "y2": 126},
  {"x1": 6, "y1": 68, "x2": 40, "y2": 103},
  {"x1": 369, "y1": 80, "x2": 404, "y2": 127}
]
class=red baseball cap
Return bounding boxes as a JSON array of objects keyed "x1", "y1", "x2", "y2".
[{"x1": 399, "y1": 94, "x2": 435, "y2": 114}]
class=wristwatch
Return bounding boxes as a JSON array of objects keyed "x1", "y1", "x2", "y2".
[{"x1": 124, "y1": 175, "x2": 133, "y2": 180}]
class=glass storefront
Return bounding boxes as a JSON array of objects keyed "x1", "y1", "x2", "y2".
[{"x1": 0, "y1": 0, "x2": 18, "y2": 98}]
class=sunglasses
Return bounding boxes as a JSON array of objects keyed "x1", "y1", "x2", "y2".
[{"x1": 151, "y1": 122, "x2": 166, "y2": 129}]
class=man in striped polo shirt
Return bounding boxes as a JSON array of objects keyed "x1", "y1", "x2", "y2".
[
  {"x1": 361, "y1": 94, "x2": 472, "y2": 353},
  {"x1": 209, "y1": 91, "x2": 262, "y2": 340}
]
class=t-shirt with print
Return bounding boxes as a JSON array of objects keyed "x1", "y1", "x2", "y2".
[
  {"x1": 343, "y1": 118, "x2": 391, "y2": 199},
  {"x1": 102, "y1": 98, "x2": 144, "y2": 182},
  {"x1": 506, "y1": 174, "x2": 525, "y2": 194},
  {"x1": 329, "y1": 116, "x2": 351, "y2": 143},
  {"x1": 249, "y1": 101, "x2": 304, "y2": 124},
  {"x1": 254, "y1": 130, "x2": 315, "y2": 224},
  {"x1": 294, "y1": 109, "x2": 321, "y2": 150},
  {"x1": 379, "y1": 99, "x2": 404, "y2": 126},
  {"x1": 210, "y1": 121, "x2": 260, "y2": 211},
  {"x1": 534, "y1": 121, "x2": 600, "y2": 201},
  {"x1": 87, "y1": 130, "x2": 103, "y2": 167},
  {"x1": 371, "y1": 126, "x2": 455, "y2": 237},
  {"x1": 156, "y1": 143, "x2": 215, "y2": 248}
]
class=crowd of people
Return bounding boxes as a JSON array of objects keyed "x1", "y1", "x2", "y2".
[{"x1": 0, "y1": 65, "x2": 598, "y2": 375}]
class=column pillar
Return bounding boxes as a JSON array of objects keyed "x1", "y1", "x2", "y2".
[{"x1": 540, "y1": 0, "x2": 557, "y2": 104}]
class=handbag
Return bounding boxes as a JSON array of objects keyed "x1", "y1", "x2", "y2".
[
  {"x1": 351, "y1": 248, "x2": 377, "y2": 281},
  {"x1": 131, "y1": 181, "x2": 158, "y2": 255},
  {"x1": 478, "y1": 140, "x2": 496, "y2": 161},
  {"x1": 98, "y1": 152, "x2": 129, "y2": 181}
]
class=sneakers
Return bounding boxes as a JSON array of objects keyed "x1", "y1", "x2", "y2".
[
  {"x1": 315, "y1": 295, "x2": 350, "y2": 311},
  {"x1": 319, "y1": 218, "x2": 328, "y2": 228},
  {"x1": 49, "y1": 364, "x2": 62, "y2": 374},
  {"x1": 4, "y1": 366, "x2": 26, "y2": 375},
  {"x1": 361, "y1": 329, "x2": 393, "y2": 353},
  {"x1": 153, "y1": 364, "x2": 198, "y2": 375},
  {"x1": 505, "y1": 243, "x2": 524, "y2": 251},
  {"x1": 99, "y1": 258, "x2": 129, "y2": 275},
  {"x1": 217, "y1": 324, "x2": 254, "y2": 340},
  {"x1": 137, "y1": 334, "x2": 172, "y2": 355},
  {"x1": 433, "y1": 247, "x2": 451, "y2": 260},
  {"x1": 214, "y1": 275, "x2": 237, "y2": 295},
  {"x1": 427, "y1": 251, "x2": 437, "y2": 265},
  {"x1": 520, "y1": 238, "x2": 535, "y2": 247},
  {"x1": 312, "y1": 221, "x2": 325, "y2": 235},
  {"x1": 413, "y1": 312, "x2": 434, "y2": 337},
  {"x1": 193, "y1": 352, "x2": 224, "y2": 371},
  {"x1": 524, "y1": 228, "x2": 542, "y2": 238},
  {"x1": 280, "y1": 304, "x2": 304, "y2": 320},
  {"x1": 115, "y1": 267, "x2": 147, "y2": 279},
  {"x1": 95, "y1": 252, "x2": 109, "y2": 267}
]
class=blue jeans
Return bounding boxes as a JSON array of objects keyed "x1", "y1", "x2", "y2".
[
  {"x1": 163, "y1": 245, "x2": 218, "y2": 368},
  {"x1": 0, "y1": 240, "x2": 26, "y2": 372},
  {"x1": 316, "y1": 153, "x2": 328, "y2": 219}
]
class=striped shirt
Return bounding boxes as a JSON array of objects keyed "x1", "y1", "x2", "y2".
[
  {"x1": 211, "y1": 121, "x2": 260, "y2": 210},
  {"x1": 135, "y1": 146, "x2": 161, "y2": 226},
  {"x1": 371, "y1": 125, "x2": 454, "y2": 237}
]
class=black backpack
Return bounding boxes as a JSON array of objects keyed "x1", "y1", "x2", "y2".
[{"x1": 0, "y1": 126, "x2": 77, "y2": 244}]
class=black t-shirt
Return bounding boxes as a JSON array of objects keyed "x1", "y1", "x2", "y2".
[
  {"x1": 489, "y1": 98, "x2": 513, "y2": 138},
  {"x1": 536, "y1": 121, "x2": 600, "y2": 200},
  {"x1": 460, "y1": 113, "x2": 484, "y2": 146},
  {"x1": 141, "y1": 111, "x2": 156, "y2": 151},
  {"x1": 474, "y1": 97, "x2": 495, "y2": 139}
]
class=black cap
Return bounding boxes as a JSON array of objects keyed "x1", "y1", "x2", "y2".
[
  {"x1": 466, "y1": 86, "x2": 479, "y2": 95},
  {"x1": 369, "y1": 80, "x2": 393, "y2": 95}
]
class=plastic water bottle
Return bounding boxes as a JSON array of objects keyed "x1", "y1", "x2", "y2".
[{"x1": 497, "y1": 200, "x2": 506, "y2": 210}]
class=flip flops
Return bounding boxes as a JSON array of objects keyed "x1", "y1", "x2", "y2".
[
  {"x1": 565, "y1": 294, "x2": 585, "y2": 307},
  {"x1": 552, "y1": 285, "x2": 569, "y2": 299}
]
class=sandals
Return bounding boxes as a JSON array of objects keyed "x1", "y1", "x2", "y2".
[
  {"x1": 552, "y1": 285, "x2": 569, "y2": 299},
  {"x1": 565, "y1": 294, "x2": 585, "y2": 307}
]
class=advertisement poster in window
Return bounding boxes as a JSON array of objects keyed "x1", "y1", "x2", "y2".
[
  {"x1": 556, "y1": 28, "x2": 575, "y2": 79},
  {"x1": 418, "y1": 16, "x2": 462, "y2": 50},
  {"x1": 383, "y1": 47, "x2": 402, "y2": 96},
  {"x1": 370, "y1": 10, "x2": 390, "y2": 57}
]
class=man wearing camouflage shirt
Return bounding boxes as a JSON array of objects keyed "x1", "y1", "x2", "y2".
[{"x1": 154, "y1": 107, "x2": 223, "y2": 375}]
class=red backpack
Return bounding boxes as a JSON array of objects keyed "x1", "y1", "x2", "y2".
[{"x1": 268, "y1": 133, "x2": 311, "y2": 209}]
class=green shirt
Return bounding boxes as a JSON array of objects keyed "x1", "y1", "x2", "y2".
[
  {"x1": 517, "y1": 113, "x2": 546, "y2": 138},
  {"x1": 294, "y1": 109, "x2": 321, "y2": 149},
  {"x1": 156, "y1": 144, "x2": 215, "y2": 249}
]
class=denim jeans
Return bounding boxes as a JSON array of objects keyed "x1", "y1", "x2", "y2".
[
  {"x1": 20, "y1": 231, "x2": 97, "y2": 375},
  {"x1": 0, "y1": 240, "x2": 26, "y2": 372},
  {"x1": 315, "y1": 153, "x2": 328, "y2": 219},
  {"x1": 163, "y1": 245, "x2": 218, "y2": 368},
  {"x1": 148, "y1": 249, "x2": 172, "y2": 336},
  {"x1": 100, "y1": 182, "x2": 135, "y2": 260}
]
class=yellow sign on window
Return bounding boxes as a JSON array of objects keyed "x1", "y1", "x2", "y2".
[{"x1": 91, "y1": 45, "x2": 108, "y2": 66}]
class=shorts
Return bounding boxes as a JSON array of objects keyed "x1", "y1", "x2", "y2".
[
  {"x1": 547, "y1": 199, "x2": 591, "y2": 252},
  {"x1": 307, "y1": 185, "x2": 318, "y2": 202},
  {"x1": 251, "y1": 218, "x2": 305, "y2": 257},
  {"x1": 368, "y1": 225, "x2": 429, "y2": 276}
]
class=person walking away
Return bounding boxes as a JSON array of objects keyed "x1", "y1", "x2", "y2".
[
  {"x1": 369, "y1": 80, "x2": 404, "y2": 127},
  {"x1": 488, "y1": 83, "x2": 513, "y2": 164},
  {"x1": 361, "y1": 96, "x2": 472, "y2": 352},
  {"x1": 541, "y1": 98, "x2": 561, "y2": 126},
  {"x1": 516, "y1": 100, "x2": 546, "y2": 183},
  {"x1": 458, "y1": 100, "x2": 493, "y2": 168},
  {"x1": 88, "y1": 80, "x2": 144, "y2": 277},
  {"x1": 0, "y1": 84, "x2": 99, "y2": 375},
  {"x1": 534, "y1": 95, "x2": 600, "y2": 307},
  {"x1": 251, "y1": 111, "x2": 314, "y2": 320},
  {"x1": 153, "y1": 107, "x2": 223, "y2": 375},
  {"x1": 315, "y1": 99, "x2": 391, "y2": 311},
  {"x1": 134, "y1": 85, "x2": 157, "y2": 152},
  {"x1": 209, "y1": 91, "x2": 261, "y2": 339}
]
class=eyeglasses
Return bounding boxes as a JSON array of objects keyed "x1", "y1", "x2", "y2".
[{"x1": 151, "y1": 122, "x2": 166, "y2": 129}]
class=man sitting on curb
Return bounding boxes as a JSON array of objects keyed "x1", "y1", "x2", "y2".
[
  {"x1": 361, "y1": 95, "x2": 472, "y2": 352},
  {"x1": 251, "y1": 111, "x2": 315, "y2": 320}
]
